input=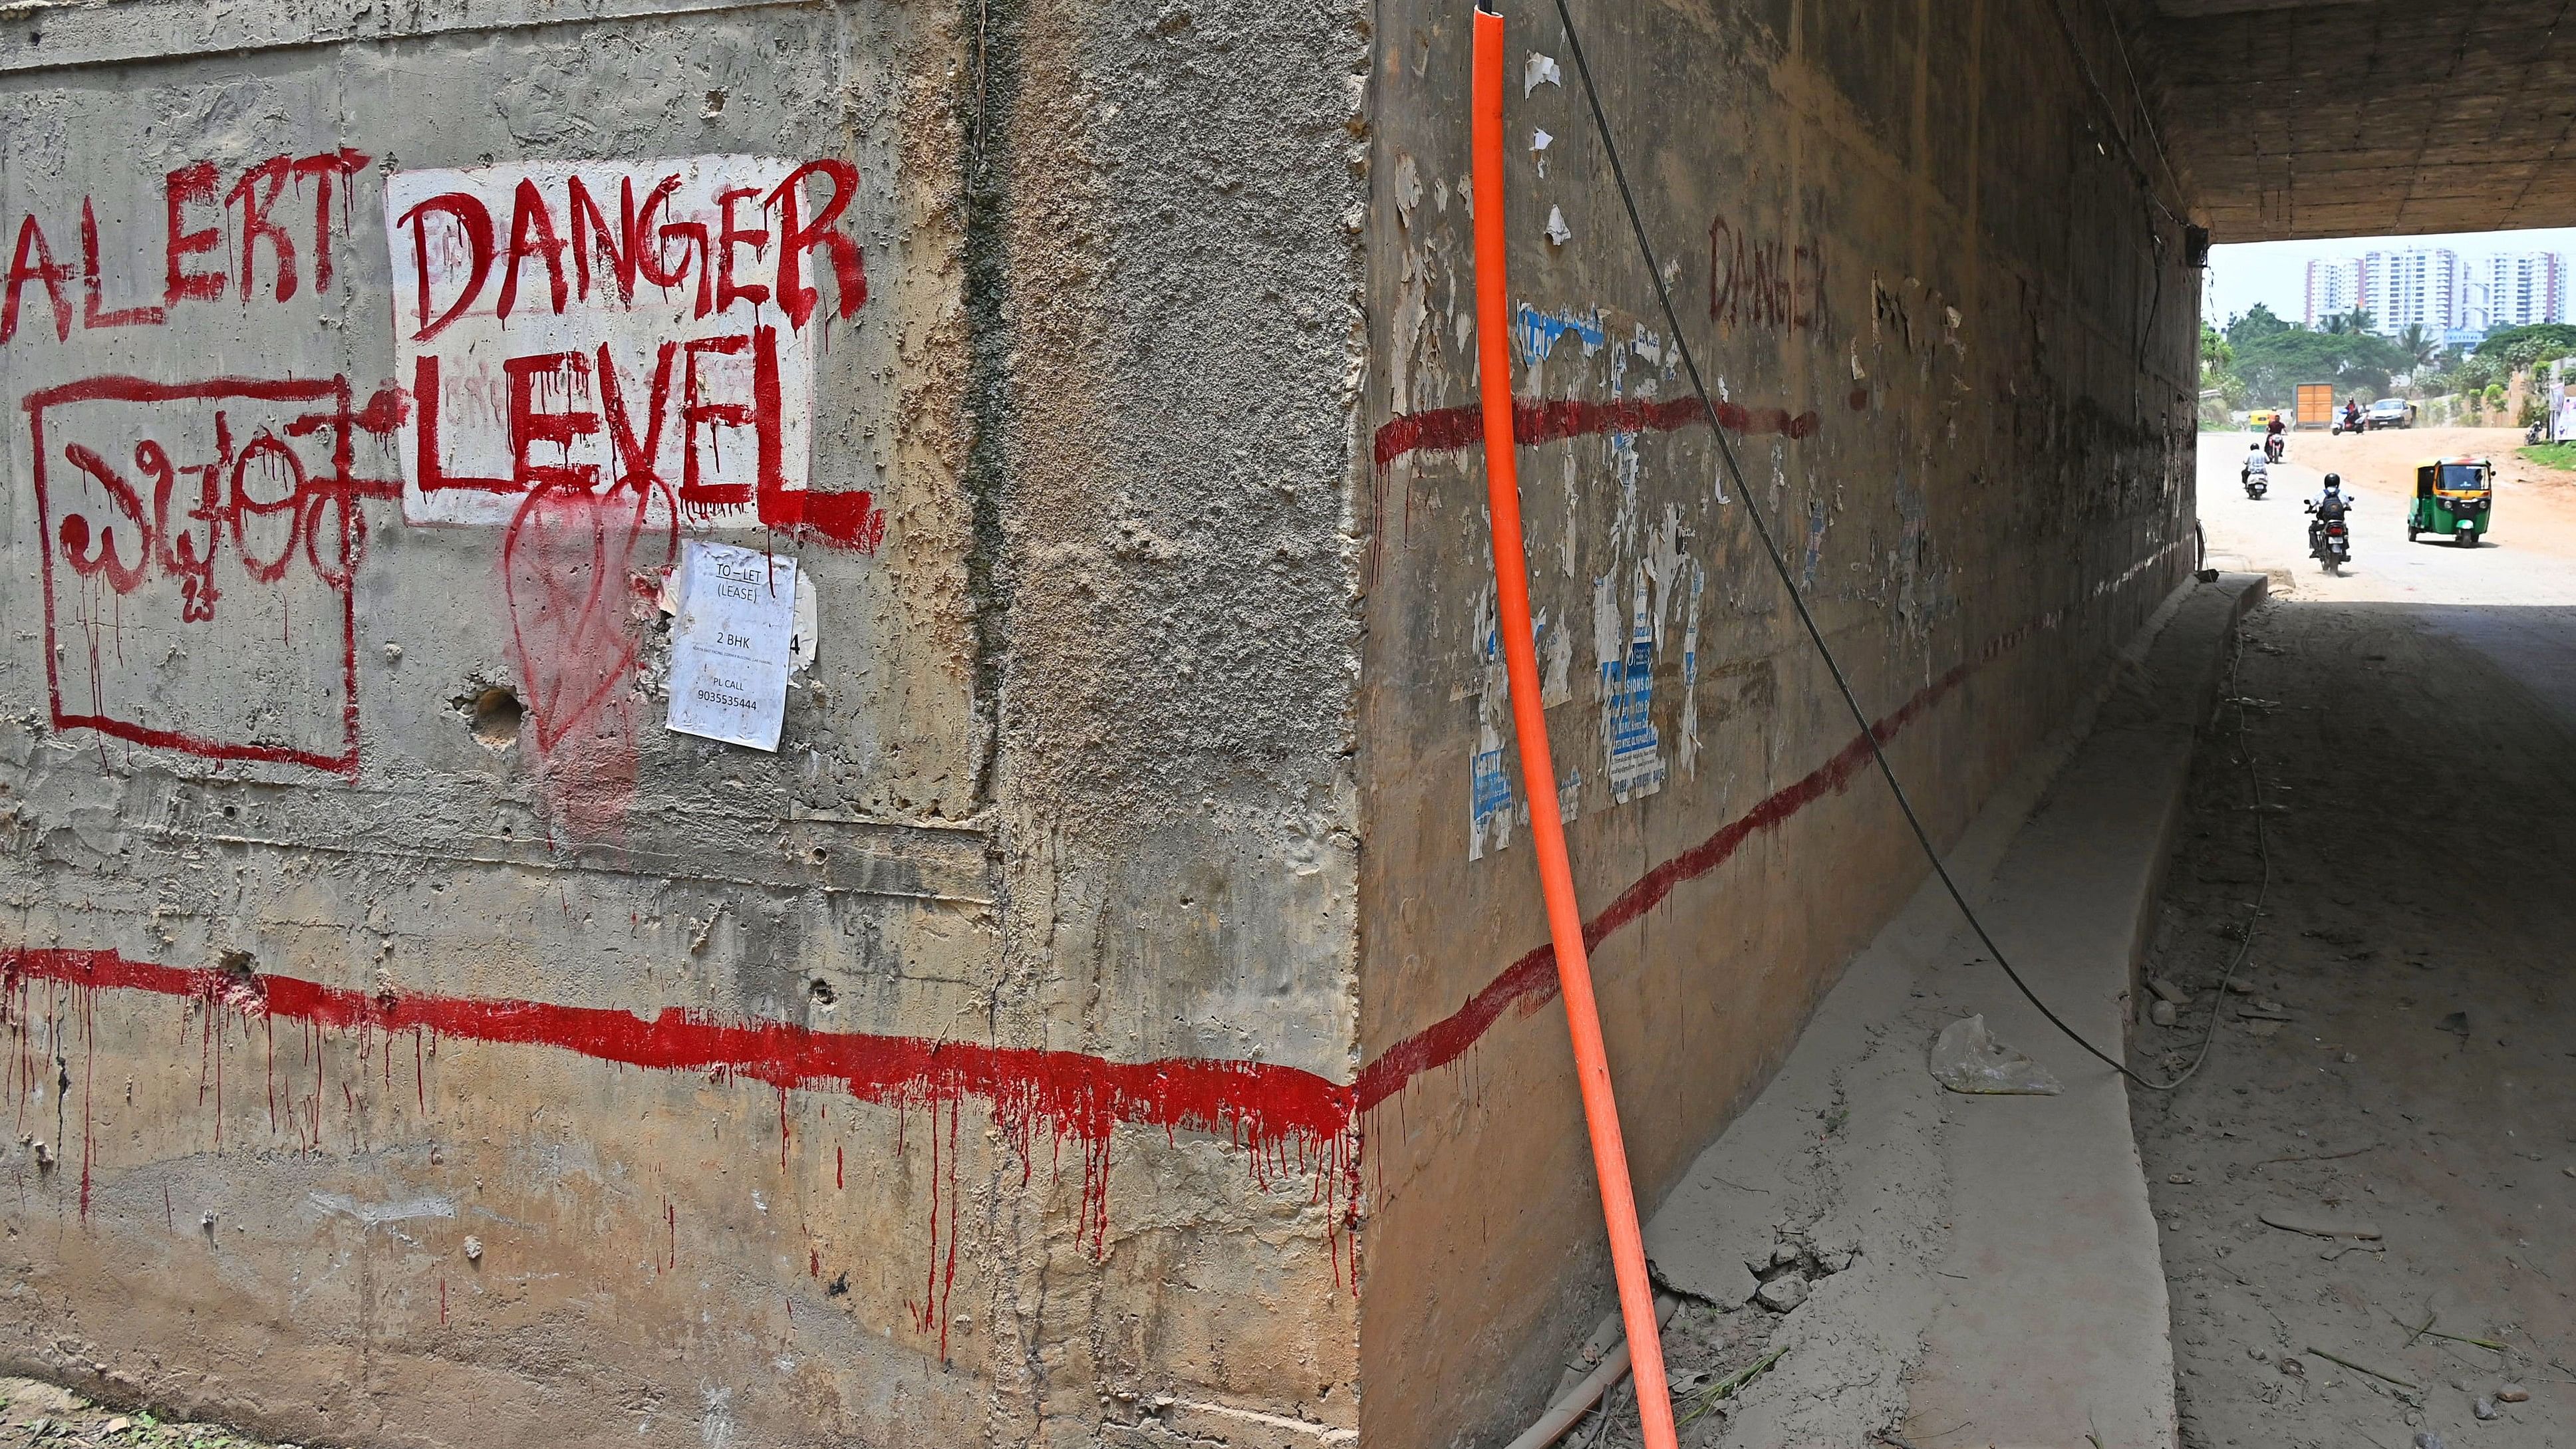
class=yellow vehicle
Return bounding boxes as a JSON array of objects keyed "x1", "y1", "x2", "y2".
[{"x1": 2406, "y1": 456, "x2": 2492, "y2": 547}]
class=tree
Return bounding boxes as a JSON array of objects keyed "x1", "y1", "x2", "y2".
[
  {"x1": 2321, "y1": 307, "x2": 2377, "y2": 336},
  {"x1": 2225, "y1": 304, "x2": 2293, "y2": 350},
  {"x1": 2394, "y1": 323, "x2": 2443, "y2": 374},
  {"x1": 2474, "y1": 323, "x2": 2576, "y2": 372},
  {"x1": 2200, "y1": 322, "x2": 2234, "y2": 370},
  {"x1": 2226, "y1": 323, "x2": 2408, "y2": 406}
]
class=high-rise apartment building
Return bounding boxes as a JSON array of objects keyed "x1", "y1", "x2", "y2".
[
  {"x1": 2480, "y1": 251, "x2": 2563, "y2": 328},
  {"x1": 2304, "y1": 257, "x2": 2362, "y2": 327},
  {"x1": 2283, "y1": 246, "x2": 2563, "y2": 337},
  {"x1": 2361, "y1": 247, "x2": 2464, "y2": 332}
]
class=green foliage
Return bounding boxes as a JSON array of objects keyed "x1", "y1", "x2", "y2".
[
  {"x1": 2394, "y1": 323, "x2": 2444, "y2": 374},
  {"x1": 2224, "y1": 304, "x2": 2293, "y2": 349},
  {"x1": 2484, "y1": 382, "x2": 2507, "y2": 409},
  {"x1": 2225, "y1": 323, "x2": 2407, "y2": 406},
  {"x1": 2521, "y1": 442, "x2": 2576, "y2": 471},
  {"x1": 2474, "y1": 323, "x2": 2576, "y2": 371},
  {"x1": 2199, "y1": 322, "x2": 2233, "y2": 368}
]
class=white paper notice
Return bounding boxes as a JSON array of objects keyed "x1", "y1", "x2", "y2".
[{"x1": 666, "y1": 541, "x2": 798, "y2": 751}]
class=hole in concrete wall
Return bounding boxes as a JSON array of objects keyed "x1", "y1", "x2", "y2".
[
  {"x1": 703, "y1": 89, "x2": 727, "y2": 117},
  {"x1": 462, "y1": 686, "x2": 523, "y2": 751},
  {"x1": 808, "y1": 978, "x2": 837, "y2": 1009},
  {"x1": 217, "y1": 950, "x2": 255, "y2": 980}
]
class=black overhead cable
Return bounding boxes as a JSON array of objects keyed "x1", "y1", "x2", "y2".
[{"x1": 1547, "y1": 0, "x2": 2257, "y2": 1092}]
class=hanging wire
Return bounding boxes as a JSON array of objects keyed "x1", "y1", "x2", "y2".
[{"x1": 1547, "y1": 0, "x2": 2254, "y2": 1091}]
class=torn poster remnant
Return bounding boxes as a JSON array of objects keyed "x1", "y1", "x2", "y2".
[
  {"x1": 1469, "y1": 589, "x2": 1515, "y2": 861},
  {"x1": 1598, "y1": 571, "x2": 1665, "y2": 804}
]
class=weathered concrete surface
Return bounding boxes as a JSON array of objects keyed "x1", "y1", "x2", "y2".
[
  {"x1": 1632, "y1": 573, "x2": 2256, "y2": 1447},
  {"x1": 0, "y1": 0, "x2": 2215, "y2": 1444},
  {"x1": 1, "y1": 1, "x2": 1367, "y2": 1445},
  {"x1": 1898, "y1": 575, "x2": 2263, "y2": 1448},
  {"x1": 1355, "y1": 2, "x2": 2196, "y2": 1444},
  {"x1": 2114, "y1": 0, "x2": 2576, "y2": 241}
]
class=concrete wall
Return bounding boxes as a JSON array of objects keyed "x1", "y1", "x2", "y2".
[
  {"x1": 0, "y1": 1, "x2": 1367, "y2": 1445},
  {"x1": 0, "y1": 0, "x2": 2194, "y2": 1444},
  {"x1": 1354, "y1": 1, "x2": 2196, "y2": 1444}
]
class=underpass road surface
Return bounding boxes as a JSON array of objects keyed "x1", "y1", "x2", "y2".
[{"x1": 2134, "y1": 430, "x2": 2576, "y2": 1445}]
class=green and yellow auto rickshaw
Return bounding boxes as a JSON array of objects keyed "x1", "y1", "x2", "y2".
[{"x1": 2406, "y1": 457, "x2": 2492, "y2": 547}]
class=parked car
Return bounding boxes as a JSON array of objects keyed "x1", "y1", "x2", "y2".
[{"x1": 2365, "y1": 397, "x2": 2416, "y2": 430}]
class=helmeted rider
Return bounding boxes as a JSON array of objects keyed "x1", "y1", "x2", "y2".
[
  {"x1": 2343, "y1": 398, "x2": 2363, "y2": 432},
  {"x1": 2242, "y1": 442, "x2": 2270, "y2": 487},
  {"x1": 2265, "y1": 412, "x2": 2287, "y2": 460},
  {"x1": 2306, "y1": 471, "x2": 2353, "y2": 557}
]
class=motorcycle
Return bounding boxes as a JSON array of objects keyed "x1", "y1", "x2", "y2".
[
  {"x1": 2307, "y1": 503, "x2": 2351, "y2": 575},
  {"x1": 2242, "y1": 462, "x2": 2268, "y2": 499},
  {"x1": 2265, "y1": 433, "x2": 2286, "y2": 463},
  {"x1": 2529, "y1": 420, "x2": 2548, "y2": 445}
]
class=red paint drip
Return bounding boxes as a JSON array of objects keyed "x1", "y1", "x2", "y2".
[
  {"x1": 78, "y1": 986, "x2": 94, "y2": 1222},
  {"x1": 0, "y1": 602, "x2": 2098, "y2": 1270},
  {"x1": 439, "y1": 1277, "x2": 449, "y2": 1326},
  {"x1": 835, "y1": 1144, "x2": 843, "y2": 1190}
]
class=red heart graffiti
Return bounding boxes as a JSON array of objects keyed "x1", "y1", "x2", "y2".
[{"x1": 501, "y1": 479, "x2": 675, "y2": 752}]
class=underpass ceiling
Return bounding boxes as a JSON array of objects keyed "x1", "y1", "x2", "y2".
[{"x1": 2116, "y1": 0, "x2": 2576, "y2": 240}]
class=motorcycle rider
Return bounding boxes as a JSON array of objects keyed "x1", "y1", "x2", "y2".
[
  {"x1": 2306, "y1": 471, "x2": 2353, "y2": 559},
  {"x1": 2343, "y1": 398, "x2": 2363, "y2": 432},
  {"x1": 2242, "y1": 441, "x2": 2271, "y2": 491},
  {"x1": 2265, "y1": 412, "x2": 2287, "y2": 461}
]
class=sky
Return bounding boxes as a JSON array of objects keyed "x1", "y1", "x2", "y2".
[{"x1": 2204, "y1": 228, "x2": 2576, "y2": 327}]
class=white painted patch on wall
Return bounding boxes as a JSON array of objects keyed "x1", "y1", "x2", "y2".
[
  {"x1": 1524, "y1": 52, "x2": 1562, "y2": 96},
  {"x1": 385, "y1": 156, "x2": 822, "y2": 529},
  {"x1": 698, "y1": 1387, "x2": 738, "y2": 1449},
  {"x1": 305, "y1": 1192, "x2": 458, "y2": 1225}
]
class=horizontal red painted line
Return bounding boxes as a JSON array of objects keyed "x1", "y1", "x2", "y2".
[
  {"x1": 1353, "y1": 635, "x2": 2004, "y2": 1110},
  {"x1": 1372, "y1": 396, "x2": 1820, "y2": 470},
  {"x1": 12, "y1": 614, "x2": 2049, "y2": 1150},
  {"x1": 3, "y1": 949, "x2": 1355, "y2": 1150}
]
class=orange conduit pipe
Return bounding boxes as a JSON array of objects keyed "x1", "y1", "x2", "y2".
[{"x1": 1468, "y1": 6, "x2": 1679, "y2": 1448}]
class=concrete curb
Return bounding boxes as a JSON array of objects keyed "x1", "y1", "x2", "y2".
[{"x1": 1641, "y1": 573, "x2": 2265, "y2": 1448}]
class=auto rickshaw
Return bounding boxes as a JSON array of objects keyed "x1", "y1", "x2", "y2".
[{"x1": 2406, "y1": 456, "x2": 2492, "y2": 547}]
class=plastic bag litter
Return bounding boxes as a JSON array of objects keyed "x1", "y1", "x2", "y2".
[{"x1": 1928, "y1": 1015, "x2": 2063, "y2": 1095}]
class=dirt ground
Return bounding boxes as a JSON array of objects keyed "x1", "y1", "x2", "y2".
[
  {"x1": 0, "y1": 1378, "x2": 290, "y2": 1449},
  {"x1": 2132, "y1": 427, "x2": 2576, "y2": 1446}
]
